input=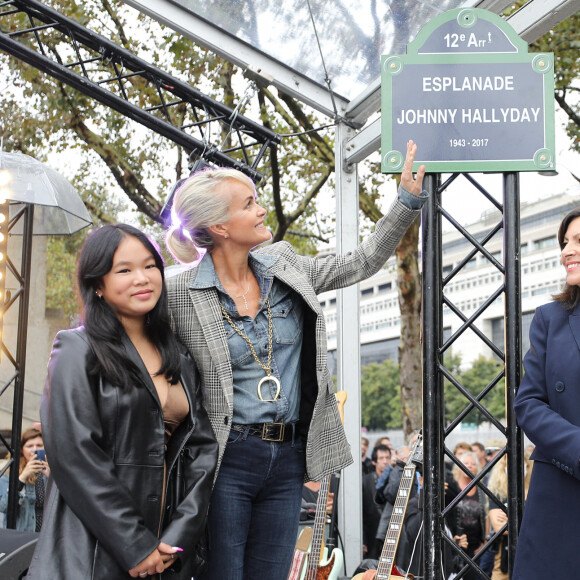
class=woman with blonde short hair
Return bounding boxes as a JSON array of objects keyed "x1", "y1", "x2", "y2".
[{"x1": 165, "y1": 142, "x2": 427, "y2": 579}]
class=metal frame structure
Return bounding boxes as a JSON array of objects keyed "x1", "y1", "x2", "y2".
[
  {"x1": 0, "y1": 204, "x2": 34, "y2": 529},
  {"x1": 0, "y1": 0, "x2": 281, "y2": 182},
  {"x1": 122, "y1": 0, "x2": 353, "y2": 121},
  {"x1": 1, "y1": 0, "x2": 578, "y2": 575},
  {"x1": 423, "y1": 173, "x2": 524, "y2": 578}
]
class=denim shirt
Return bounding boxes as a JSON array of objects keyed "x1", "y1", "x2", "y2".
[
  {"x1": 0, "y1": 474, "x2": 37, "y2": 531},
  {"x1": 195, "y1": 252, "x2": 304, "y2": 424}
]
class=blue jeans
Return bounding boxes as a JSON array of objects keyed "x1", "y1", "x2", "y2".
[{"x1": 198, "y1": 429, "x2": 306, "y2": 580}]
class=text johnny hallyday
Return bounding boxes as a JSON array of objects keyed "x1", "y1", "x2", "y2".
[{"x1": 395, "y1": 75, "x2": 541, "y2": 125}]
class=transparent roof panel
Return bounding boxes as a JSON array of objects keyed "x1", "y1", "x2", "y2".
[{"x1": 170, "y1": 0, "x2": 478, "y2": 101}]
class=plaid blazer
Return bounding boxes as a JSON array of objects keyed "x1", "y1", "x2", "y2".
[{"x1": 167, "y1": 197, "x2": 420, "y2": 481}]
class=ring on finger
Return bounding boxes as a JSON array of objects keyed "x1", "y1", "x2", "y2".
[
  {"x1": 139, "y1": 573, "x2": 147, "y2": 578},
  {"x1": 170, "y1": 553, "x2": 174, "y2": 559}
]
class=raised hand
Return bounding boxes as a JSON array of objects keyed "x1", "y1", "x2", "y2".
[{"x1": 400, "y1": 140, "x2": 426, "y2": 196}]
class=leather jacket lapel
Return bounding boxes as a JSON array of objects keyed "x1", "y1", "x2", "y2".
[{"x1": 121, "y1": 333, "x2": 160, "y2": 405}]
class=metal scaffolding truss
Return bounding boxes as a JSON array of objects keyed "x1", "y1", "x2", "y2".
[
  {"x1": 422, "y1": 172, "x2": 523, "y2": 579},
  {"x1": 0, "y1": 0, "x2": 281, "y2": 181},
  {"x1": 0, "y1": 204, "x2": 35, "y2": 529}
]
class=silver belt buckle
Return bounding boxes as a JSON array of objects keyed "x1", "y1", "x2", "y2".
[{"x1": 262, "y1": 422, "x2": 285, "y2": 442}]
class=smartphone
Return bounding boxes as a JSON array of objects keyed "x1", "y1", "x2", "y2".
[{"x1": 35, "y1": 449, "x2": 46, "y2": 462}]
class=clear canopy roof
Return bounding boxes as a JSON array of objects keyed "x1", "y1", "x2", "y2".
[
  {"x1": 127, "y1": 0, "x2": 578, "y2": 123},
  {"x1": 169, "y1": 0, "x2": 477, "y2": 101}
]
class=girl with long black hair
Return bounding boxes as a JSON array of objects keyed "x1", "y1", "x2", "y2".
[{"x1": 26, "y1": 224, "x2": 218, "y2": 580}]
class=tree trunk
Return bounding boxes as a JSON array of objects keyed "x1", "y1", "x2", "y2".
[{"x1": 396, "y1": 215, "x2": 422, "y2": 440}]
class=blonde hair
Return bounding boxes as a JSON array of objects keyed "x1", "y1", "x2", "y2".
[
  {"x1": 488, "y1": 453, "x2": 508, "y2": 500},
  {"x1": 488, "y1": 449, "x2": 534, "y2": 501},
  {"x1": 165, "y1": 168, "x2": 256, "y2": 263},
  {"x1": 452, "y1": 451, "x2": 481, "y2": 482}
]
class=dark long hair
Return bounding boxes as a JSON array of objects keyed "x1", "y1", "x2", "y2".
[
  {"x1": 78, "y1": 224, "x2": 181, "y2": 387},
  {"x1": 554, "y1": 207, "x2": 580, "y2": 310}
]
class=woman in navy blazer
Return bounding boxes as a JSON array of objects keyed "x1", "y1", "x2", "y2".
[{"x1": 513, "y1": 206, "x2": 580, "y2": 578}]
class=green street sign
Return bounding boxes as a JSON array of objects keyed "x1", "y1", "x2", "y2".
[{"x1": 381, "y1": 8, "x2": 555, "y2": 174}]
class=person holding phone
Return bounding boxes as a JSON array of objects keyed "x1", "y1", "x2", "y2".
[
  {"x1": 0, "y1": 427, "x2": 49, "y2": 531},
  {"x1": 25, "y1": 224, "x2": 218, "y2": 579}
]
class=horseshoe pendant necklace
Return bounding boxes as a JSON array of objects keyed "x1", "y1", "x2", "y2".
[{"x1": 220, "y1": 298, "x2": 280, "y2": 402}]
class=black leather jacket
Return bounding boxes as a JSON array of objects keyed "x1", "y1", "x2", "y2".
[{"x1": 26, "y1": 327, "x2": 218, "y2": 579}]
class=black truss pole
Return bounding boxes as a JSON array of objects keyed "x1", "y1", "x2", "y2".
[
  {"x1": 422, "y1": 172, "x2": 444, "y2": 580},
  {"x1": 5, "y1": 204, "x2": 34, "y2": 529},
  {"x1": 422, "y1": 171, "x2": 525, "y2": 580},
  {"x1": 503, "y1": 173, "x2": 524, "y2": 577}
]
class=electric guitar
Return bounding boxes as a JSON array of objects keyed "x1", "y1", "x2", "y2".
[
  {"x1": 288, "y1": 527, "x2": 313, "y2": 580},
  {"x1": 302, "y1": 391, "x2": 347, "y2": 580},
  {"x1": 352, "y1": 433, "x2": 423, "y2": 580},
  {"x1": 287, "y1": 392, "x2": 346, "y2": 580}
]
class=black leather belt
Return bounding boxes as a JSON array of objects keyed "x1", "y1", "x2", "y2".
[{"x1": 230, "y1": 422, "x2": 294, "y2": 442}]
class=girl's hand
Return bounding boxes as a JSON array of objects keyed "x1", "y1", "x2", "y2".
[
  {"x1": 157, "y1": 542, "x2": 183, "y2": 569},
  {"x1": 128, "y1": 548, "x2": 165, "y2": 578},
  {"x1": 128, "y1": 543, "x2": 182, "y2": 577}
]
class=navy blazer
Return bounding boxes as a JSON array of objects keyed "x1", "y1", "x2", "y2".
[
  {"x1": 515, "y1": 300, "x2": 580, "y2": 476},
  {"x1": 513, "y1": 300, "x2": 580, "y2": 579}
]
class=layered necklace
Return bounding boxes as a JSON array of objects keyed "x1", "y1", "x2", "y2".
[
  {"x1": 222, "y1": 278, "x2": 251, "y2": 312},
  {"x1": 232, "y1": 282, "x2": 251, "y2": 312},
  {"x1": 220, "y1": 298, "x2": 281, "y2": 402}
]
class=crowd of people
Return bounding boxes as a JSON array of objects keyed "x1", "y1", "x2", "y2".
[{"x1": 359, "y1": 435, "x2": 534, "y2": 579}]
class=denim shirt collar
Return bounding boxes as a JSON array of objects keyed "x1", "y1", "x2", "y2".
[{"x1": 188, "y1": 250, "x2": 280, "y2": 291}]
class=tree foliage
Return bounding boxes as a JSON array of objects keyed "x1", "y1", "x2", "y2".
[
  {"x1": 361, "y1": 359, "x2": 401, "y2": 431},
  {"x1": 0, "y1": 0, "x2": 358, "y2": 317},
  {"x1": 444, "y1": 354, "x2": 506, "y2": 427},
  {"x1": 508, "y1": 3, "x2": 580, "y2": 158},
  {"x1": 532, "y1": 13, "x2": 580, "y2": 161},
  {"x1": 361, "y1": 353, "x2": 506, "y2": 431}
]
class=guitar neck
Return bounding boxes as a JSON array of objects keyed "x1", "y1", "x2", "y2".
[
  {"x1": 305, "y1": 475, "x2": 331, "y2": 578},
  {"x1": 305, "y1": 392, "x2": 346, "y2": 580},
  {"x1": 375, "y1": 465, "x2": 417, "y2": 578}
]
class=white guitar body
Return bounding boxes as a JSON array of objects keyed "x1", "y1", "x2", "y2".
[
  {"x1": 300, "y1": 546, "x2": 344, "y2": 580},
  {"x1": 290, "y1": 392, "x2": 347, "y2": 580}
]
